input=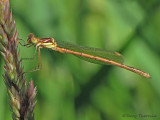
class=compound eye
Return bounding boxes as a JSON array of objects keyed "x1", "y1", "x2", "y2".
[
  {"x1": 27, "y1": 33, "x2": 35, "y2": 43},
  {"x1": 28, "y1": 33, "x2": 34, "y2": 39}
]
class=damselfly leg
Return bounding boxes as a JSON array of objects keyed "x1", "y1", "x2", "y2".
[{"x1": 19, "y1": 38, "x2": 42, "y2": 73}]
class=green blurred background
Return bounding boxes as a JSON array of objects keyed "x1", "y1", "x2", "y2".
[{"x1": 0, "y1": 0, "x2": 160, "y2": 120}]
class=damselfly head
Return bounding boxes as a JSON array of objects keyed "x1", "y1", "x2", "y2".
[{"x1": 27, "y1": 33, "x2": 38, "y2": 44}]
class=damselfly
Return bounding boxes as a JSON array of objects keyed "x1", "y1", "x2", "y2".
[{"x1": 20, "y1": 33, "x2": 150, "y2": 78}]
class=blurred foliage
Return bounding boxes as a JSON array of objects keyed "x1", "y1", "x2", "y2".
[{"x1": 0, "y1": 0, "x2": 160, "y2": 120}]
